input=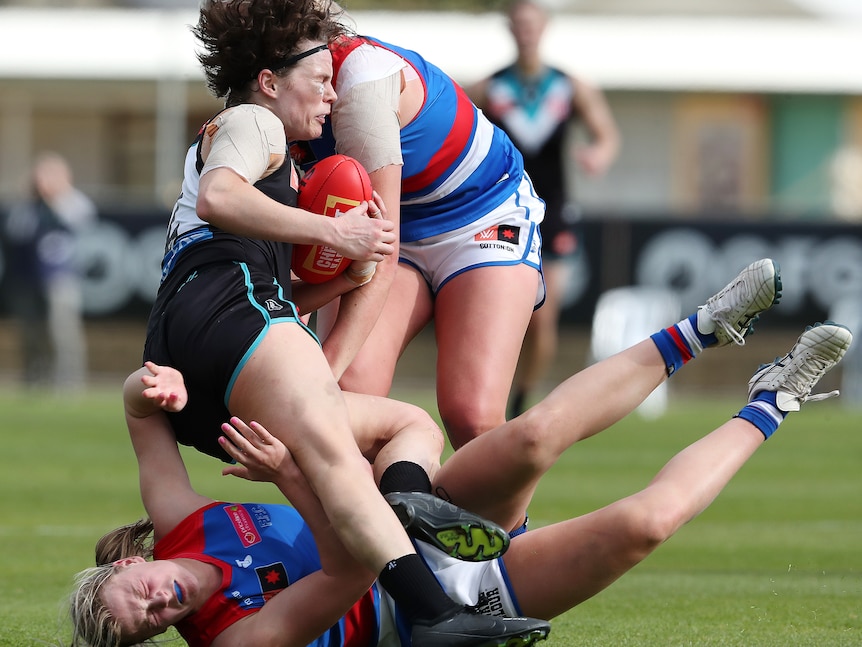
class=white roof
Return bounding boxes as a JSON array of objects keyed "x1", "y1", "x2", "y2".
[{"x1": 1, "y1": 7, "x2": 861, "y2": 93}]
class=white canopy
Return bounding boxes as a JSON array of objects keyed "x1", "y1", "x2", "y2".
[{"x1": 1, "y1": 7, "x2": 860, "y2": 93}]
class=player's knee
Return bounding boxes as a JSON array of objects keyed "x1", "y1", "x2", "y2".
[
  {"x1": 502, "y1": 408, "x2": 560, "y2": 471},
  {"x1": 339, "y1": 356, "x2": 394, "y2": 396},
  {"x1": 402, "y1": 404, "x2": 447, "y2": 454},
  {"x1": 623, "y1": 502, "x2": 683, "y2": 552},
  {"x1": 439, "y1": 399, "x2": 505, "y2": 449}
]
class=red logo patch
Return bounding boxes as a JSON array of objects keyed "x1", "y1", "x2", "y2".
[
  {"x1": 473, "y1": 225, "x2": 520, "y2": 244},
  {"x1": 255, "y1": 562, "x2": 289, "y2": 601},
  {"x1": 224, "y1": 505, "x2": 261, "y2": 548}
]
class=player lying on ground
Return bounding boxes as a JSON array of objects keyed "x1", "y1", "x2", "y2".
[{"x1": 68, "y1": 259, "x2": 853, "y2": 647}]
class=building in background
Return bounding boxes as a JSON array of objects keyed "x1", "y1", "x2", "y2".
[
  {"x1": 0, "y1": 0, "x2": 860, "y2": 217},
  {"x1": 0, "y1": 0, "x2": 860, "y2": 392}
]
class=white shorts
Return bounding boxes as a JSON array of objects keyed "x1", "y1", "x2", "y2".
[
  {"x1": 398, "y1": 175, "x2": 546, "y2": 308},
  {"x1": 376, "y1": 541, "x2": 523, "y2": 647}
]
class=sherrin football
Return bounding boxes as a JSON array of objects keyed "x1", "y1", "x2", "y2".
[{"x1": 292, "y1": 154, "x2": 373, "y2": 283}]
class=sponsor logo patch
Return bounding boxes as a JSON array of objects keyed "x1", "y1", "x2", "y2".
[
  {"x1": 255, "y1": 562, "x2": 289, "y2": 600},
  {"x1": 224, "y1": 505, "x2": 261, "y2": 548},
  {"x1": 474, "y1": 225, "x2": 520, "y2": 245}
]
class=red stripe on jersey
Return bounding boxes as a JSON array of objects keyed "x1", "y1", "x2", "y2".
[
  {"x1": 154, "y1": 502, "x2": 219, "y2": 557},
  {"x1": 343, "y1": 588, "x2": 377, "y2": 647},
  {"x1": 329, "y1": 36, "x2": 367, "y2": 88},
  {"x1": 401, "y1": 82, "x2": 475, "y2": 195}
]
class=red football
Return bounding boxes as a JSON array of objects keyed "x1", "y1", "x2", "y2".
[{"x1": 292, "y1": 154, "x2": 373, "y2": 283}]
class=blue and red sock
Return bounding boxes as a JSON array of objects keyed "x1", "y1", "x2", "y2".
[{"x1": 650, "y1": 313, "x2": 718, "y2": 376}]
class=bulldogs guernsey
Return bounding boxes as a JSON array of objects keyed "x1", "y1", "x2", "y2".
[
  {"x1": 302, "y1": 36, "x2": 527, "y2": 243},
  {"x1": 154, "y1": 502, "x2": 379, "y2": 647}
]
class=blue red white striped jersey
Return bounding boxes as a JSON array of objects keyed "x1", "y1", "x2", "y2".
[{"x1": 305, "y1": 36, "x2": 526, "y2": 243}]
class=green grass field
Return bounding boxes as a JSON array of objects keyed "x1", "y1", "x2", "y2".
[{"x1": 2, "y1": 385, "x2": 860, "y2": 646}]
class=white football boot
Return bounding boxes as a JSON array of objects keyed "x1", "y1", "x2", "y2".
[
  {"x1": 697, "y1": 258, "x2": 782, "y2": 346},
  {"x1": 748, "y1": 322, "x2": 853, "y2": 412}
]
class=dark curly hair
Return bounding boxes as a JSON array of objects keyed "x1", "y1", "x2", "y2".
[{"x1": 193, "y1": 0, "x2": 345, "y2": 105}]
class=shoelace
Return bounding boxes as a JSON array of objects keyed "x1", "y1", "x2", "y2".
[
  {"x1": 711, "y1": 306, "x2": 749, "y2": 346},
  {"x1": 781, "y1": 353, "x2": 841, "y2": 404},
  {"x1": 709, "y1": 268, "x2": 777, "y2": 347}
]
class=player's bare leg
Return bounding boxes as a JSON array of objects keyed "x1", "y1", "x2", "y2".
[
  {"x1": 333, "y1": 263, "x2": 432, "y2": 397},
  {"x1": 503, "y1": 322, "x2": 853, "y2": 618},
  {"x1": 510, "y1": 258, "x2": 571, "y2": 417},
  {"x1": 434, "y1": 263, "x2": 539, "y2": 449},
  {"x1": 230, "y1": 324, "x2": 418, "y2": 571},
  {"x1": 436, "y1": 259, "x2": 783, "y2": 531}
]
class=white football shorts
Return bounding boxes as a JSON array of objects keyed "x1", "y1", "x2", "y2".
[
  {"x1": 375, "y1": 541, "x2": 523, "y2": 647},
  {"x1": 398, "y1": 175, "x2": 546, "y2": 308}
]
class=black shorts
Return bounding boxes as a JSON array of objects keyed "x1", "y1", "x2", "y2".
[{"x1": 144, "y1": 261, "x2": 316, "y2": 461}]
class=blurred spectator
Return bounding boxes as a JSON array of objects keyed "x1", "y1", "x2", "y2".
[
  {"x1": 2, "y1": 152, "x2": 96, "y2": 390},
  {"x1": 467, "y1": 0, "x2": 620, "y2": 417}
]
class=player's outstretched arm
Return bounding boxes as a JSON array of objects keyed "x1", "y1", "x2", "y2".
[{"x1": 121, "y1": 363, "x2": 212, "y2": 535}]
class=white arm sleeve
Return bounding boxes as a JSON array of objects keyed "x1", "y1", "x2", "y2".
[
  {"x1": 332, "y1": 73, "x2": 403, "y2": 173},
  {"x1": 200, "y1": 104, "x2": 286, "y2": 183}
]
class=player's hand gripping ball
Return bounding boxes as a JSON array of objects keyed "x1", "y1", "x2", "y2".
[{"x1": 292, "y1": 154, "x2": 374, "y2": 283}]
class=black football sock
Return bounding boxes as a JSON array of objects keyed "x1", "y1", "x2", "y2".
[
  {"x1": 379, "y1": 460, "x2": 432, "y2": 495},
  {"x1": 377, "y1": 553, "x2": 461, "y2": 624}
]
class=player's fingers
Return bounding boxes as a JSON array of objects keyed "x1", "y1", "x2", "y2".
[
  {"x1": 247, "y1": 420, "x2": 277, "y2": 446},
  {"x1": 227, "y1": 416, "x2": 261, "y2": 441},
  {"x1": 370, "y1": 191, "x2": 387, "y2": 216},
  {"x1": 365, "y1": 200, "x2": 382, "y2": 219},
  {"x1": 221, "y1": 420, "x2": 258, "y2": 454},
  {"x1": 218, "y1": 436, "x2": 251, "y2": 469},
  {"x1": 218, "y1": 432, "x2": 245, "y2": 462},
  {"x1": 232, "y1": 417, "x2": 271, "y2": 448},
  {"x1": 141, "y1": 386, "x2": 162, "y2": 402},
  {"x1": 221, "y1": 464, "x2": 250, "y2": 480}
]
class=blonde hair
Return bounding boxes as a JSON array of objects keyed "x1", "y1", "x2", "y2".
[
  {"x1": 95, "y1": 519, "x2": 154, "y2": 566},
  {"x1": 68, "y1": 565, "x2": 125, "y2": 647},
  {"x1": 68, "y1": 519, "x2": 157, "y2": 647}
]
